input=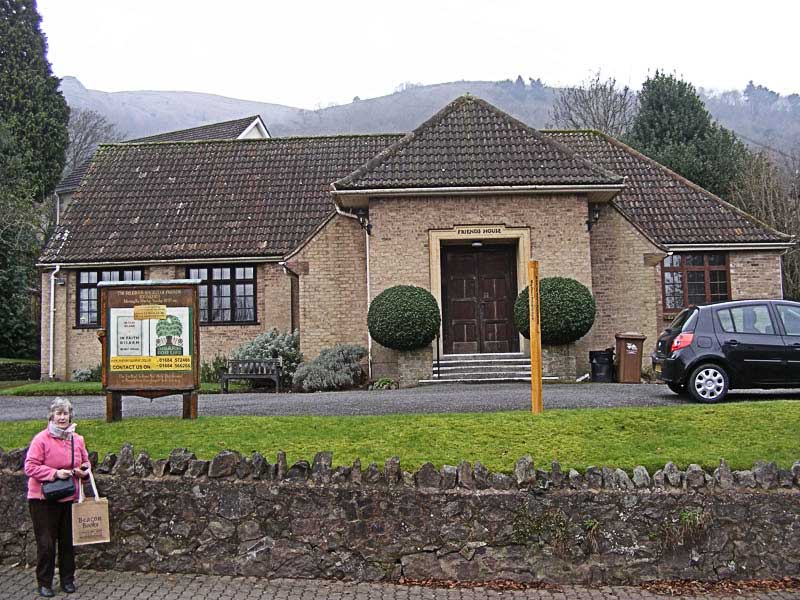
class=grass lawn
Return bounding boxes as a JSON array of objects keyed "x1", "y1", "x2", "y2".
[
  {"x1": 0, "y1": 401, "x2": 797, "y2": 473},
  {"x1": 0, "y1": 381, "x2": 244, "y2": 395}
]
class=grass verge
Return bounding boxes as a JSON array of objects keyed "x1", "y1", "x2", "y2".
[{"x1": 0, "y1": 401, "x2": 797, "y2": 473}]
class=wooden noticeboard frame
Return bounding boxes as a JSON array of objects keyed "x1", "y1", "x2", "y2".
[{"x1": 98, "y1": 280, "x2": 201, "y2": 422}]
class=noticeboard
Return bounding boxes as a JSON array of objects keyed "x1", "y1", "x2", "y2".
[{"x1": 99, "y1": 281, "x2": 200, "y2": 393}]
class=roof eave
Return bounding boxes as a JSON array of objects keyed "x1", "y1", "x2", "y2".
[
  {"x1": 332, "y1": 183, "x2": 626, "y2": 208},
  {"x1": 665, "y1": 242, "x2": 796, "y2": 251},
  {"x1": 36, "y1": 254, "x2": 284, "y2": 269}
]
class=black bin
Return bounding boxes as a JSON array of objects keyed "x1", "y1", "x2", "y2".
[{"x1": 589, "y1": 349, "x2": 614, "y2": 383}]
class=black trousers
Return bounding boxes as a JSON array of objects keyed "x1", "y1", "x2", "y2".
[{"x1": 29, "y1": 500, "x2": 75, "y2": 588}]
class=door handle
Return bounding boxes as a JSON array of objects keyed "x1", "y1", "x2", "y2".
[{"x1": 726, "y1": 340, "x2": 739, "y2": 346}]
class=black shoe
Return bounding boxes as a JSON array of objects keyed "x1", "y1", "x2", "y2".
[
  {"x1": 38, "y1": 587, "x2": 55, "y2": 598},
  {"x1": 61, "y1": 582, "x2": 77, "y2": 593}
]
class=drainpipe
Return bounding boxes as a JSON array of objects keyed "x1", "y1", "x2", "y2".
[
  {"x1": 48, "y1": 265, "x2": 61, "y2": 380},
  {"x1": 334, "y1": 204, "x2": 372, "y2": 380}
]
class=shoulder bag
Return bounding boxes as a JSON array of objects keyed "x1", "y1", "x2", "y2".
[{"x1": 42, "y1": 435, "x2": 76, "y2": 501}]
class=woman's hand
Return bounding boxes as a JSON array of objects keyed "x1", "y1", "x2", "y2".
[
  {"x1": 55, "y1": 468, "x2": 72, "y2": 480},
  {"x1": 75, "y1": 464, "x2": 90, "y2": 478}
]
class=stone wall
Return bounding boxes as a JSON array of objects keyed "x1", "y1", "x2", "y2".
[{"x1": 2, "y1": 446, "x2": 799, "y2": 584}]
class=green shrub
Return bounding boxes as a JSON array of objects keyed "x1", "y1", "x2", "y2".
[
  {"x1": 72, "y1": 364, "x2": 101, "y2": 382},
  {"x1": 200, "y1": 354, "x2": 228, "y2": 383},
  {"x1": 230, "y1": 329, "x2": 302, "y2": 388},
  {"x1": 513, "y1": 277, "x2": 596, "y2": 345},
  {"x1": 368, "y1": 285, "x2": 441, "y2": 351},
  {"x1": 292, "y1": 344, "x2": 367, "y2": 392},
  {"x1": 370, "y1": 377, "x2": 398, "y2": 390}
]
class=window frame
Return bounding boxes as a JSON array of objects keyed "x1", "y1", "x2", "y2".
[
  {"x1": 75, "y1": 268, "x2": 144, "y2": 328},
  {"x1": 661, "y1": 252, "x2": 731, "y2": 315},
  {"x1": 185, "y1": 264, "x2": 258, "y2": 326}
]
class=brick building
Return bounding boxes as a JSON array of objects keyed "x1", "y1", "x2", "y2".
[{"x1": 39, "y1": 96, "x2": 794, "y2": 384}]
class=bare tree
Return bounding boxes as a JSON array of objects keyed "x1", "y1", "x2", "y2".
[
  {"x1": 730, "y1": 149, "x2": 800, "y2": 299},
  {"x1": 64, "y1": 108, "x2": 125, "y2": 175},
  {"x1": 551, "y1": 71, "x2": 638, "y2": 137}
]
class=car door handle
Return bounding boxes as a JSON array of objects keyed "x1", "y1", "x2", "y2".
[
  {"x1": 792, "y1": 342, "x2": 800, "y2": 348},
  {"x1": 725, "y1": 340, "x2": 739, "y2": 346}
]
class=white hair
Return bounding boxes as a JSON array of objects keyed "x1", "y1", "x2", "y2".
[{"x1": 48, "y1": 397, "x2": 74, "y2": 421}]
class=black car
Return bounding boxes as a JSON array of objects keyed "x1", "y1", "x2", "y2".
[{"x1": 651, "y1": 299, "x2": 800, "y2": 403}]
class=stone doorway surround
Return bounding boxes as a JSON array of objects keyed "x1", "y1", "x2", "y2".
[{"x1": 429, "y1": 225, "x2": 531, "y2": 357}]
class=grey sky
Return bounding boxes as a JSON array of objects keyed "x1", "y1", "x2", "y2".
[{"x1": 38, "y1": 0, "x2": 798, "y2": 110}]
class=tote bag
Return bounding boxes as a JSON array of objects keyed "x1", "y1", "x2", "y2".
[{"x1": 71, "y1": 470, "x2": 111, "y2": 546}]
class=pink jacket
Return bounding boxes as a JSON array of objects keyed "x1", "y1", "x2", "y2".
[{"x1": 24, "y1": 429, "x2": 89, "y2": 502}]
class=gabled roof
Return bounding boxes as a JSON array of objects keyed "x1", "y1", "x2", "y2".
[
  {"x1": 41, "y1": 134, "x2": 402, "y2": 264},
  {"x1": 333, "y1": 96, "x2": 624, "y2": 191},
  {"x1": 55, "y1": 116, "x2": 268, "y2": 195},
  {"x1": 127, "y1": 115, "x2": 268, "y2": 143},
  {"x1": 545, "y1": 131, "x2": 792, "y2": 246}
]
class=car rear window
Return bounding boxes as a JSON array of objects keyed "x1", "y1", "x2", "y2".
[{"x1": 668, "y1": 308, "x2": 697, "y2": 331}]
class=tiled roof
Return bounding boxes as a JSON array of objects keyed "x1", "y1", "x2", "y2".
[
  {"x1": 545, "y1": 131, "x2": 792, "y2": 245},
  {"x1": 55, "y1": 116, "x2": 264, "y2": 195},
  {"x1": 333, "y1": 96, "x2": 624, "y2": 191},
  {"x1": 127, "y1": 115, "x2": 264, "y2": 143},
  {"x1": 40, "y1": 135, "x2": 402, "y2": 264}
]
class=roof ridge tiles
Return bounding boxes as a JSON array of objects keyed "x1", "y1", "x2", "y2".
[{"x1": 101, "y1": 132, "x2": 405, "y2": 148}]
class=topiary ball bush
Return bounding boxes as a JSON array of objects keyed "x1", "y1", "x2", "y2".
[
  {"x1": 513, "y1": 277, "x2": 596, "y2": 345},
  {"x1": 368, "y1": 285, "x2": 441, "y2": 351}
]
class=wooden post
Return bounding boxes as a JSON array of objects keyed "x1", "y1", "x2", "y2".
[
  {"x1": 528, "y1": 260, "x2": 543, "y2": 415},
  {"x1": 182, "y1": 391, "x2": 198, "y2": 419},
  {"x1": 106, "y1": 391, "x2": 122, "y2": 422}
]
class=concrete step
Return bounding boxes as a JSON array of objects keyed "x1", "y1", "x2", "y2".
[
  {"x1": 432, "y1": 370, "x2": 532, "y2": 380},
  {"x1": 419, "y1": 376, "x2": 560, "y2": 385},
  {"x1": 433, "y1": 364, "x2": 532, "y2": 374}
]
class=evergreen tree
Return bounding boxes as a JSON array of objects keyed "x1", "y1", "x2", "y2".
[
  {"x1": 626, "y1": 72, "x2": 748, "y2": 198},
  {"x1": 0, "y1": 0, "x2": 69, "y2": 359},
  {"x1": 0, "y1": 0, "x2": 69, "y2": 198}
]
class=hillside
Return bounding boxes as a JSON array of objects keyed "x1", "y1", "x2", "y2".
[{"x1": 59, "y1": 76, "x2": 800, "y2": 155}]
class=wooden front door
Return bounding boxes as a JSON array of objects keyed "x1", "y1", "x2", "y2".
[{"x1": 442, "y1": 245, "x2": 519, "y2": 354}]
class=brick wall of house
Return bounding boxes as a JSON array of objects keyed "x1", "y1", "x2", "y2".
[
  {"x1": 729, "y1": 251, "x2": 784, "y2": 299},
  {"x1": 289, "y1": 215, "x2": 369, "y2": 361},
  {"x1": 588, "y1": 205, "x2": 665, "y2": 360},
  {"x1": 40, "y1": 263, "x2": 292, "y2": 380},
  {"x1": 368, "y1": 193, "x2": 593, "y2": 377}
]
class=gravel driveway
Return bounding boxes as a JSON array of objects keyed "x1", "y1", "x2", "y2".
[{"x1": 1, "y1": 383, "x2": 798, "y2": 422}]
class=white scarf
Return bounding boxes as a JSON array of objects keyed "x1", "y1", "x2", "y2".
[{"x1": 48, "y1": 421, "x2": 76, "y2": 439}]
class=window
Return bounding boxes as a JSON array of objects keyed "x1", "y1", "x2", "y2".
[
  {"x1": 187, "y1": 265, "x2": 256, "y2": 324},
  {"x1": 662, "y1": 253, "x2": 729, "y2": 312},
  {"x1": 776, "y1": 305, "x2": 800, "y2": 336},
  {"x1": 77, "y1": 269, "x2": 143, "y2": 326},
  {"x1": 716, "y1": 305, "x2": 775, "y2": 335}
]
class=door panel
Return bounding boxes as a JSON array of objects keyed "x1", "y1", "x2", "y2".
[
  {"x1": 443, "y1": 245, "x2": 518, "y2": 354},
  {"x1": 715, "y1": 304, "x2": 784, "y2": 384},
  {"x1": 776, "y1": 303, "x2": 800, "y2": 384}
]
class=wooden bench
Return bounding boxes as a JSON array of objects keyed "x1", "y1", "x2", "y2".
[{"x1": 219, "y1": 359, "x2": 283, "y2": 393}]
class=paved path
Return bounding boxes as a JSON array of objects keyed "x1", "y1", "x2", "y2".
[
  {"x1": 3, "y1": 566, "x2": 799, "y2": 600},
  {"x1": 2, "y1": 383, "x2": 799, "y2": 422}
]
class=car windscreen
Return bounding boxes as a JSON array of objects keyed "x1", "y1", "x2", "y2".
[{"x1": 668, "y1": 307, "x2": 697, "y2": 331}]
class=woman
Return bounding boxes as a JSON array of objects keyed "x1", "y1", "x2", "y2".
[{"x1": 24, "y1": 398, "x2": 90, "y2": 597}]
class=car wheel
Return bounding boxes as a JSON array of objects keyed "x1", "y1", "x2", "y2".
[
  {"x1": 687, "y1": 364, "x2": 729, "y2": 403},
  {"x1": 666, "y1": 382, "x2": 686, "y2": 395}
]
